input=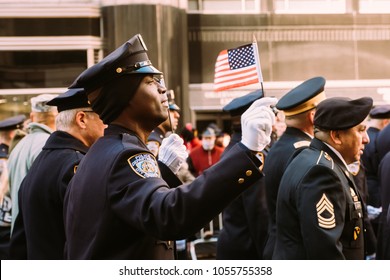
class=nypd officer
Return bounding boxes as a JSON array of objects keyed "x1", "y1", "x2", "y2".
[
  {"x1": 9, "y1": 89, "x2": 105, "y2": 259},
  {"x1": 274, "y1": 96, "x2": 372, "y2": 259},
  {"x1": 263, "y1": 76, "x2": 326, "y2": 259},
  {"x1": 63, "y1": 34, "x2": 277, "y2": 259},
  {"x1": 217, "y1": 90, "x2": 270, "y2": 259}
]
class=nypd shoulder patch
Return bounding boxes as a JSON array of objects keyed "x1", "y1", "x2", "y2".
[{"x1": 127, "y1": 152, "x2": 161, "y2": 178}]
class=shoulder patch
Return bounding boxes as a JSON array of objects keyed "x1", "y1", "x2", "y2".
[
  {"x1": 293, "y1": 140, "x2": 310, "y2": 149},
  {"x1": 127, "y1": 153, "x2": 161, "y2": 178},
  {"x1": 316, "y1": 193, "x2": 336, "y2": 229}
]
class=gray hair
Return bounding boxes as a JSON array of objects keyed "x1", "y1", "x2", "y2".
[{"x1": 55, "y1": 107, "x2": 91, "y2": 131}]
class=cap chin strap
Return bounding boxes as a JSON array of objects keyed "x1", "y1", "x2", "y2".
[{"x1": 283, "y1": 91, "x2": 327, "y2": 117}]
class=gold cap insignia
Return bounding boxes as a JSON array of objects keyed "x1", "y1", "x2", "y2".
[{"x1": 316, "y1": 193, "x2": 336, "y2": 229}]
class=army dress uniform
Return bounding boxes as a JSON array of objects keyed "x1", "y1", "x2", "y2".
[
  {"x1": 263, "y1": 76, "x2": 326, "y2": 259},
  {"x1": 64, "y1": 125, "x2": 263, "y2": 259},
  {"x1": 273, "y1": 97, "x2": 372, "y2": 259},
  {"x1": 273, "y1": 138, "x2": 365, "y2": 259}
]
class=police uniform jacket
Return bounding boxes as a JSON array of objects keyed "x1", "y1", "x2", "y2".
[
  {"x1": 9, "y1": 131, "x2": 88, "y2": 259},
  {"x1": 63, "y1": 124, "x2": 263, "y2": 260},
  {"x1": 262, "y1": 126, "x2": 311, "y2": 259},
  {"x1": 217, "y1": 130, "x2": 269, "y2": 259},
  {"x1": 273, "y1": 138, "x2": 365, "y2": 259}
]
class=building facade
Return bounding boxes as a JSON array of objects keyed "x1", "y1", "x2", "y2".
[{"x1": 1, "y1": 0, "x2": 390, "y2": 133}]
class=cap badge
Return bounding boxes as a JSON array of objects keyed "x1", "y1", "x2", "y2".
[
  {"x1": 316, "y1": 193, "x2": 336, "y2": 229},
  {"x1": 128, "y1": 152, "x2": 160, "y2": 178}
]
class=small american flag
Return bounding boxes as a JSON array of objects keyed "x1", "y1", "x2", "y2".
[{"x1": 214, "y1": 43, "x2": 263, "y2": 92}]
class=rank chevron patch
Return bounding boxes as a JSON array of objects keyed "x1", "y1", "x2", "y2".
[{"x1": 316, "y1": 193, "x2": 336, "y2": 229}]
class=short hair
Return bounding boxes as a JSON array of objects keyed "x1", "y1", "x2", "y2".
[{"x1": 55, "y1": 107, "x2": 91, "y2": 131}]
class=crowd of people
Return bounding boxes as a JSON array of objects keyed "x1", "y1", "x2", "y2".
[{"x1": 0, "y1": 33, "x2": 389, "y2": 260}]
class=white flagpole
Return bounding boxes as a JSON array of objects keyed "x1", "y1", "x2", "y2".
[{"x1": 252, "y1": 35, "x2": 264, "y2": 84}]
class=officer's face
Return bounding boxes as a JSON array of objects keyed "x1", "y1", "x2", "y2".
[
  {"x1": 337, "y1": 122, "x2": 369, "y2": 164},
  {"x1": 129, "y1": 75, "x2": 168, "y2": 128}
]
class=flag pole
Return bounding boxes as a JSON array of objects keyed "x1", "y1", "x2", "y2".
[{"x1": 252, "y1": 35, "x2": 264, "y2": 95}]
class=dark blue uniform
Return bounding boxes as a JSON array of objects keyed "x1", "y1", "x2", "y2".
[
  {"x1": 262, "y1": 127, "x2": 311, "y2": 259},
  {"x1": 64, "y1": 124, "x2": 263, "y2": 259},
  {"x1": 217, "y1": 130, "x2": 269, "y2": 259},
  {"x1": 10, "y1": 131, "x2": 88, "y2": 259},
  {"x1": 361, "y1": 127, "x2": 381, "y2": 207},
  {"x1": 274, "y1": 138, "x2": 365, "y2": 259}
]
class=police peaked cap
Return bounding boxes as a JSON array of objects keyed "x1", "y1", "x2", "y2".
[
  {"x1": 69, "y1": 34, "x2": 162, "y2": 92},
  {"x1": 0, "y1": 115, "x2": 26, "y2": 131},
  {"x1": 276, "y1": 76, "x2": 326, "y2": 116},
  {"x1": 223, "y1": 89, "x2": 264, "y2": 117},
  {"x1": 46, "y1": 88, "x2": 90, "y2": 112},
  {"x1": 369, "y1": 105, "x2": 390, "y2": 119},
  {"x1": 314, "y1": 97, "x2": 373, "y2": 130}
]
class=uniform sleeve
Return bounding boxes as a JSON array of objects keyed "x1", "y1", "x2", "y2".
[
  {"x1": 297, "y1": 165, "x2": 346, "y2": 259},
  {"x1": 109, "y1": 143, "x2": 264, "y2": 240}
]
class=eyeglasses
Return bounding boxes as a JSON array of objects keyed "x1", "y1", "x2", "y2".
[{"x1": 82, "y1": 110, "x2": 94, "y2": 113}]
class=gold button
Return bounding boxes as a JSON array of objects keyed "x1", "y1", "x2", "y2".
[
  {"x1": 246, "y1": 170, "x2": 252, "y2": 176},
  {"x1": 238, "y1": 178, "x2": 244, "y2": 184}
]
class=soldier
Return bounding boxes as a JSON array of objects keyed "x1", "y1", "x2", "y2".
[
  {"x1": 0, "y1": 115, "x2": 25, "y2": 259},
  {"x1": 9, "y1": 88, "x2": 105, "y2": 259},
  {"x1": 263, "y1": 76, "x2": 326, "y2": 259},
  {"x1": 63, "y1": 34, "x2": 277, "y2": 259},
  {"x1": 274, "y1": 96, "x2": 372, "y2": 259},
  {"x1": 217, "y1": 89, "x2": 269, "y2": 259}
]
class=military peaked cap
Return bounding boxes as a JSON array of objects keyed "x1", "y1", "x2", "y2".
[{"x1": 276, "y1": 76, "x2": 326, "y2": 116}]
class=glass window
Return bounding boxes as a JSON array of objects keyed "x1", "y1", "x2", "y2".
[
  {"x1": 274, "y1": 0, "x2": 346, "y2": 13},
  {"x1": 0, "y1": 50, "x2": 87, "y2": 89},
  {"x1": 188, "y1": 0, "x2": 261, "y2": 13},
  {"x1": 360, "y1": 0, "x2": 390, "y2": 13}
]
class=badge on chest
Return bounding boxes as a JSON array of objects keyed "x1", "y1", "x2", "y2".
[{"x1": 128, "y1": 153, "x2": 161, "y2": 178}]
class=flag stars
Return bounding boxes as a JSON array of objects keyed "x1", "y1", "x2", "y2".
[{"x1": 228, "y1": 45, "x2": 256, "y2": 70}]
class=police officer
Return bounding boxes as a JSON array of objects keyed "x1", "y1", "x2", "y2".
[
  {"x1": 63, "y1": 34, "x2": 277, "y2": 259},
  {"x1": 9, "y1": 89, "x2": 105, "y2": 259},
  {"x1": 263, "y1": 76, "x2": 326, "y2": 259},
  {"x1": 0, "y1": 115, "x2": 25, "y2": 259},
  {"x1": 217, "y1": 90, "x2": 269, "y2": 259},
  {"x1": 274, "y1": 96, "x2": 372, "y2": 259}
]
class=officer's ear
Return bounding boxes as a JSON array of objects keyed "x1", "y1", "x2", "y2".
[
  {"x1": 329, "y1": 130, "x2": 342, "y2": 145},
  {"x1": 75, "y1": 111, "x2": 88, "y2": 129}
]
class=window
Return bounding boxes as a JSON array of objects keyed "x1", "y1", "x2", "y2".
[{"x1": 274, "y1": 0, "x2": 346, "y2": 14}]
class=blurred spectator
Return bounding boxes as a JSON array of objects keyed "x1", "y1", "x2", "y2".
[
  {"x1": 180, "y1": 123, "x2": 201, "y2": 153},
  {"x1": 8, "y1": 94, "x2": 58, "y2": 232},
  {"x1": 187, "y1": 127, "x2": 224, "y2": 177}
]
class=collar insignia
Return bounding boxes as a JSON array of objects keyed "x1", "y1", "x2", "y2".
[
  {"x1": 316, "y1": 193, "x2": 336, "y2": 229},
  {"x1": 128, "y1": 153, "x2": 160, "y2": 178}
]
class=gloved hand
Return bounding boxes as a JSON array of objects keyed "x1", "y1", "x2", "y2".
[
  {"x1": 241, "y1": 97, "x2": 277, "y2": 152},
  {"x1": 159, "y1": 133, "x2": 188, "y2": 174}
]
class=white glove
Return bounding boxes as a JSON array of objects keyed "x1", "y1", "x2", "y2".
[
  {"x1": 159, "y1": 133, "x2": 188, "y2": 174},
  {"x1": 241, "y1": 97, "x2": 277, "y2": 152}
]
